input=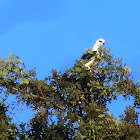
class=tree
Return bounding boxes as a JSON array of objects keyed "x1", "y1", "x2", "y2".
[
  {"x1": 0, "y1": 48, "x2": 139, "y2": 139},
  {"x1": 0, "y1": 102, "x2": 17, "y2": 139},
  {"x1": 118, "y1": 106, "x2": 140, "y2": 140}
]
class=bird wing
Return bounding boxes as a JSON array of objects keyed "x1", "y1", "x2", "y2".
[
  {"x1": 81, "y1": 52, "x2": 93, "y2": 63},
  {"x1": 81, "y1": 50, "x2": 96, "y2": 63},
  {"x1": 81, "y1": 52, "x2": 93, "y2": 60}
]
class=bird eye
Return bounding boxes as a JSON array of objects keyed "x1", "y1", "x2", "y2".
[{"x1": 99, "y1": 40, "x2": 102, "y2": 43}]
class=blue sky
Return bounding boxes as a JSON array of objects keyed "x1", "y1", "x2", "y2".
[{"x1": 0, "y1": 0, "x2": 140, "y2": 123}]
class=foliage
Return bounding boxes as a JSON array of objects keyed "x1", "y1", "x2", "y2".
[
  {"x1": 0, "y1": 49, "x2": 139, "y2": 139},
  {"x1": 0, "y1": 102, "x2": 17, "y2": 140},
  {"x1": 118, "y1": 106, "x2": 140, "y2": 140}
]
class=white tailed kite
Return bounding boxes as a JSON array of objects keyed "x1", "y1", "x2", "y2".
[{"x1": 81, "y1": 39, "x2": 105, "y2": 72}]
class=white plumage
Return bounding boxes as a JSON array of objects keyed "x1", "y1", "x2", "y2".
[
  {"x1": 81, "y1": 39, "x2": 105, "y2": 71},
  {"x1": 92, "y1": 39, "x2": 105, "y2": 52}
]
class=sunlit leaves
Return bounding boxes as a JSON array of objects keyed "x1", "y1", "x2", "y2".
[
  {"x1": 20, "y1": 78, "x2": 30, "y2": 85},
  {"x1": 0, "y1": 48, "x2": 139, "y2": 139}
]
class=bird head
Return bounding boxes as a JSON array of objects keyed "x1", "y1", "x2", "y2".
[{"x1": 96, "y1": 39, "x2": 105, "y2": 46}]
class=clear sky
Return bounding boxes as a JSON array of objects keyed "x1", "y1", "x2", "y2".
[{"x1": 0, "y1": 0, "x2": 140, "y2": 123}]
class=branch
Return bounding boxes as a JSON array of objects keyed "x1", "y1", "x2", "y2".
[
  {"x1": 36, "y1": 84, "x2": 45, "y2": 99},
  {"x1": 30, "y1": 94, "x2": 46, "y2": 100},
  {"x1": 30, "y1": 93, "x2": 82, "y2": 120}
]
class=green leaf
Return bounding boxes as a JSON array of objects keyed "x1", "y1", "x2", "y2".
[
  {"x1": 6, "y1": 57, "x2": 11, "y2": 62},
  {"x1": 20, "y1": 78, "x2": 29, "y2": 85},
  {"x1": 14, "y1": 67, "x2": 20, "y2": 72}
]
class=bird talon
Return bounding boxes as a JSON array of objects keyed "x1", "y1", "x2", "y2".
[{"x1": 89, "y1": 69, "x2": 93, "y2": 73}]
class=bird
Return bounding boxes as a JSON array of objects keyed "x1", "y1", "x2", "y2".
[{"x1": 81, "y1": 39, "x2": 105, "y2": 72}]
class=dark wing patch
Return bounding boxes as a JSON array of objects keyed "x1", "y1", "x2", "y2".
[
  {"x1": 81, "y1": 51, "x2": 96, "y2": 63},
  {"x1": 81, "y1": 53, "x2": 93, "y2": 60}
]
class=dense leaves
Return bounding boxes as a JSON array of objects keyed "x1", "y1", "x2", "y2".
[
  {"x1": 118, "y1": 106, "x2": 140, "y2": 140},
  {"x1": 0, "y1": 102, "x2": 17, "y2": 139},
  {"x1": 0, "y1": 49, "x2": 139, "y2": 139}
]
